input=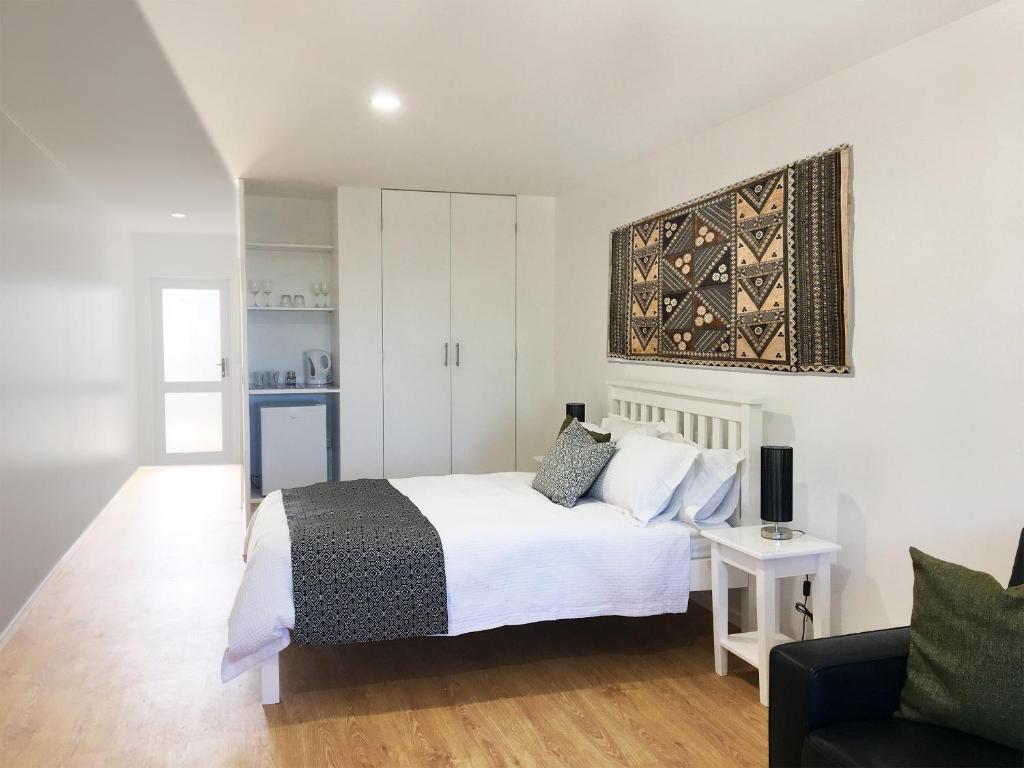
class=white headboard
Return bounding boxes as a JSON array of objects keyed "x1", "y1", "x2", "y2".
[{"x1": 606, "y1": 381, "x2": 763, "y2": 526}]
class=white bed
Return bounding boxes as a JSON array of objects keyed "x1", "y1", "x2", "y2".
[{"x1": 226, "y1": 382, "x2": 762, "y2": 704}]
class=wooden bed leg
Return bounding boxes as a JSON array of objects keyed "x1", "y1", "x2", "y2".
[{"x1": 260, "y1": 653, "x2": 280, "y2": 705}]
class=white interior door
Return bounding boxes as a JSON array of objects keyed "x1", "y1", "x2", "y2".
[
  {"x1": 382, "y1": 190, "x2": 452, "y2": 477},
  {"x1": 451, "y1": 193, "x2": 517, "y2": 474},
  {"x1": 152, "y1": 279, "x2": 232, "y2": 464}
]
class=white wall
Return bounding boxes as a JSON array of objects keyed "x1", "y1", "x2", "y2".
[
  {"x1": 0, "y1": 113, "x2": 139, "y2": 633},
  {"x1": 553, "y1": 1, "x2": 1023, "y2": 634},
  {"x1": 133, "y1": 232, "x2": 242, "y2": 464},
  {"x1": 516, "y1": 196, "x2": 559, "y2": 469}
]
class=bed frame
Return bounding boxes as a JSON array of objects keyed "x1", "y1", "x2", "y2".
[{"x1": 258, "y1": 381, "x2": 763, "y2": 704}]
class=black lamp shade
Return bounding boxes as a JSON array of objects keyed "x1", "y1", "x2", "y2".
[
  {"x1": 565, "y1": 402, "x2": 586, "y2": 422},
  {"x1": 761, "y1": 446, "x2": 793, "y2": 523}
]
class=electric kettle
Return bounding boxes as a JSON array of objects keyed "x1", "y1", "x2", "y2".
[{"x1": 303, "y1": 349, "x2": 332, "y2": 386}]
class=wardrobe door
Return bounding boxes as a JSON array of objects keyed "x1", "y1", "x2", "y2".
[
  {"x1": 450, "y1": 193, "x2": 516, "y2": 474},
  {"x1": 382, "y1": 190, "x2": 452, "y2": 477}
]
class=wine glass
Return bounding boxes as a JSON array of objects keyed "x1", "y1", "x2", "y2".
[
  {"x1": 248, "y1": 279, "x2": 260, "y2": 307},
  {"x1": 319, "y1": 281, "x2": 330, "y2": 309},
  {"x1": 260, "y1": 279, "x2": 273, "y2": 308},
  {"x1": 311, "y1": 282, "x2": 323, "y2": 308}
]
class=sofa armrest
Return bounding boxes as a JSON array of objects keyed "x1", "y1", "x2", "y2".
[{"x1": 768, "y1": 627, "x2": 911, "y2": 768}]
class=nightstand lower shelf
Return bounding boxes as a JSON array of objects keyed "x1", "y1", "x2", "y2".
[{"x1": 720, "y1": 631, "x2": 794, "y2": 667}]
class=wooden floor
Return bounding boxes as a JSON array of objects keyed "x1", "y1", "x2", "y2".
[{"x1": 0, "y1": 466, "x2": 767, "y2": 767}]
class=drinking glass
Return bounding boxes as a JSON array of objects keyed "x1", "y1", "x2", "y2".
[
  {"x1": 312, "y1": 282, "x2": 323, "y2": 308},
  {"x1": 260, "y1": 279, "x2": 273, "y2": 307},
  {"x1": 280, "y1": 294, "x2": 292, "y2": 308},
  {"x1": 319, "y1": 281, "x2": 331, "y2": 309},
  {"x1": 248, "y1": 279, "x2": 260, "y2": 307},
  {"x1": 294, "y1": 294, "x2": 305, "y2": 308}
]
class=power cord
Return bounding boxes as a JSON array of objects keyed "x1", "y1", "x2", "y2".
[{"x1": 795, "y1": 576, "x2": 813, "y2": 640}]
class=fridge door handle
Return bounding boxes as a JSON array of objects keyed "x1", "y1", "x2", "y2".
[
  {"x1": 455, "y1": 342, "x2": 460, "y2": 367},
  {"x1": 443, "y1": 342, "x2": 449, "y2": 367}
]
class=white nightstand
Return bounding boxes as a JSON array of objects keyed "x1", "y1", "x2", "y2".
[{"x1": 701, "y1": 525, "x2": 841, "y2": 706}]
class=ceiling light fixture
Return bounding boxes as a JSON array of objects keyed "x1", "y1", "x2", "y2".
[
  {"x1": 370, "y1": 91, "x2": 401, "y2": 112},
  {"x1": 170, "y1": 212, "x2": 186, "y2": 218}
]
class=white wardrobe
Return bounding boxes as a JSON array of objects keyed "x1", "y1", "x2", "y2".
[
  {"x1": 381, "y1": 190, "x2": 516, "y2": 477},
  {"x1": 336, "y1": 187, "x2": 554, "y2": 482}
]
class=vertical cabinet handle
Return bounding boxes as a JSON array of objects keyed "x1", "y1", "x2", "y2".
[
  {"x1": 444, "y1": 342, "x2": 449, "y2": 366},
  {"x1": 455, "y1": 342, "x2": 460, "y2": 367}
]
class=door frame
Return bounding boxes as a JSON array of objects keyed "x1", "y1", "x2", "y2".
[{"x1": 150, "y1": 277, "x2": 234, "y2": 464}]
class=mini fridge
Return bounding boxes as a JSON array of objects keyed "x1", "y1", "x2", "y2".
[{"x1": 259, "y1": 404, "x2": 328, "y2": 495}]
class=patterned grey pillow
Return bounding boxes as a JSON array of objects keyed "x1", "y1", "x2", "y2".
[{"x1": 532, "y1": 418, "x2": 616, "y2": 507}]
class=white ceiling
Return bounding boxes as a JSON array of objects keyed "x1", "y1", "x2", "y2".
[
  {"x1": 1, "y1": 0, "x2": 995, "y2": 234},
  {"x1": 138, "y1": 0, "x2": 994, "y2": 196},
  {"x1": 1, "y1": 1, "x2": 236, "y2": 234}
]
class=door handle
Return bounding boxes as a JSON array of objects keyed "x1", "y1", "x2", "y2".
[
  {"x1": 455, "y1": 342, "x2": 460, "y2": 367},
  {"x1": 219, "y1": 357, "x2": 229, "y2": 378},
  {"x1": 443, "y1": 342, "x2": 449, "y2": 367}
]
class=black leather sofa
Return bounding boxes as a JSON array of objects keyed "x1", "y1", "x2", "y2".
[{"x1": 768, "y1": 530, "x2": 1024, "y2": 767}]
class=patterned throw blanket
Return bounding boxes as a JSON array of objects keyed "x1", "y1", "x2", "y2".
[{"x1": 281, "y1": 479, "x2": 448, "y2": 645}]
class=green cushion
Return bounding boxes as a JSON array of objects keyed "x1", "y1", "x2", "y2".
[
  {"x1": 557, "y1": 415, "x2": 611, "y2": 443},
  {"x1": 898, "y1": 547, "x2": 1024, "y2": 751}
]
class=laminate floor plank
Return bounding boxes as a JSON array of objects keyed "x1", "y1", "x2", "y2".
[{"x1": 0, "y1": 466, "x2": 767, "y2": 768}]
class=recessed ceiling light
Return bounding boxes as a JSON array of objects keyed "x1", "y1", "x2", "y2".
[
  {"x1": 370, "y1": 91, "x2": 401, "y2": 112},
  {"x1": 170, "y1": 212, "x2": 186, "y2": 218}
]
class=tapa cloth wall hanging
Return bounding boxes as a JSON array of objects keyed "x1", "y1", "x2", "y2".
[{"x1": 607, "y1": 145, "x2": 851, "y2": 374}]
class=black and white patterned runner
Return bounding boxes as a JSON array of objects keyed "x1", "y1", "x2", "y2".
[{"x1": 282, "y1": 479, "x2": 448, "y2": 645}]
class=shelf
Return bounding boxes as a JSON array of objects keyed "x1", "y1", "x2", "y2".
[
  {"x1": 720, "y1": 631, "x2": 794, "y2": 667},
  {"x1": 247, "y1": 241, "x2": 335, "y2": 252},
  {"x1": 249, "y1": 386, "x2": 340, "y2": 395},
  {"x1": 248, "y1": 306, "x2": 334, "y2": 312}
]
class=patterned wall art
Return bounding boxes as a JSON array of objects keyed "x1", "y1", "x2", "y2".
[{"x1": 608, "y1": 145, "x2": 851, "y2": 374}]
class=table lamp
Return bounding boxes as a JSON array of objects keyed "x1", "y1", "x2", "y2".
[{"x1": 761, "y1": 446, "x2": 794, "y2": 540}]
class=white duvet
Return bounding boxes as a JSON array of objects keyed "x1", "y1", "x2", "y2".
[{"x1": 222, "y1": 471, "x2": 694, "y2": 681}]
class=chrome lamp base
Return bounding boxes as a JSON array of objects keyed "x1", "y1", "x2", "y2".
[{"x1": 761, "y1": 523, "x2": 794, "y2": 540}]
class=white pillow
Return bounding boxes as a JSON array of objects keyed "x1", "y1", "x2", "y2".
[
  {"x1": 588, "y1": 431, "x2": 700, "y2": 525},
  {"x1": 699, "y1": 472, "x2": 741, "y2": 526},
  {"x1": 662, "y1": 447, "x2": 745, "y2": 525},
  {"x1": 656, "y1": 425, "x2": 698, "y2": 446},
  {"x1": 598, "y1": 415, "x2": 660, "y2": 442}
]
